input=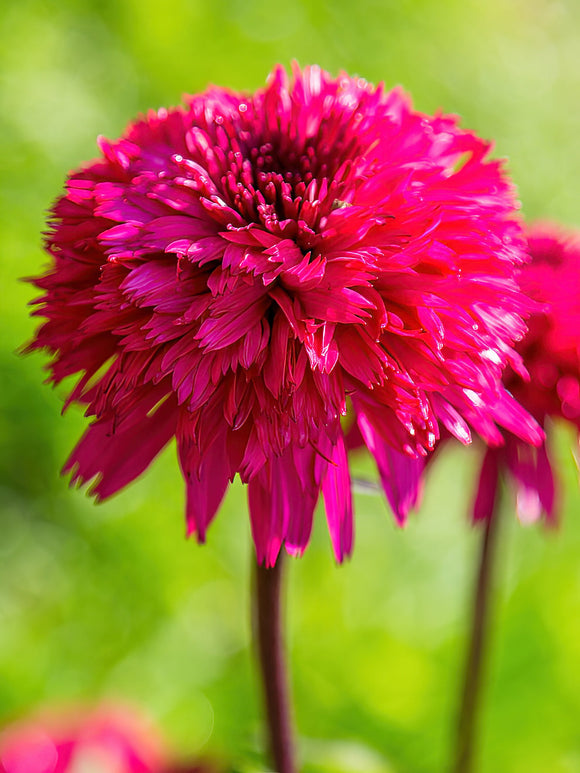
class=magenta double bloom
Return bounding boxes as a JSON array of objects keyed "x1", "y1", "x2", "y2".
[{"x1": 30, "y1": 64, "x2": 544, "y2": 566}]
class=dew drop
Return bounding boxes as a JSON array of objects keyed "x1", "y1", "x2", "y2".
[{"x1": 239, "y1": 103, "x2": 248, "y2": 113}]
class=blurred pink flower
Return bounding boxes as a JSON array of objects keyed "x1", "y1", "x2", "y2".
[
  {"x1": 29, "y1": 64, "x2": 541, "y2": 564},
  {"x1": 473, "y1": 223, "x2": 580, "y2": 523},
  {"x1": 0, "y1": 705, "x2": 166, "y2": 773}
]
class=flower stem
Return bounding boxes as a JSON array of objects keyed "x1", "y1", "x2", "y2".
[
  {"x1": 452, "y1": 503, "x2": 502, "y2": 773},
  {"x1": 253, "y1": 554, "x2": 296, "y2": 773}
]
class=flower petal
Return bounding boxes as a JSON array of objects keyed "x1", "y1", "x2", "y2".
[
  {"x1": 64, "y1": 393, "x2": 178, "y2": 500},
  {"x1": 177, "y1": 419, "x2": 230, "y2": 542},
  {"x1": 321, "y1": 433, "x2": 354, "y2": 562},
  {"x1": 472, "y1": 446, "x2": 500, "y2": 522},
  {"x1": 357, "y1": 409, "x2": 423, "y2": 525}
]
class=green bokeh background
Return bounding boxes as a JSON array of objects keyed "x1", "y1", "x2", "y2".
[{"x1": 2, "y1": 1, "x2": 580, "y2": 771}]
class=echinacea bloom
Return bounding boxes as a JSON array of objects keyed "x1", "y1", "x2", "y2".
[
  {"x1": 0, "y1": 705, "x2": 166, "y2": 773},
  {"x1": 472, "y1": 223, "x2": 580, "y2": 523},
  {"x1": 29, "y1": 64, "x2": 542, "y2": 566}
]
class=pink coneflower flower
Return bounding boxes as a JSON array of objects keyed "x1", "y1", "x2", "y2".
[
  {"x1": 473, "y1": 223, "x2": 580, "y2": 523},
  {"x1": 451, "y1": 223, "x2": 580, "y2": 773},
  {"x1": 0, "y1": 705, "x2": 166, "y2": 773},
  {"x1": 29, "y1": 64, "x2": 541, "y2": 565}
]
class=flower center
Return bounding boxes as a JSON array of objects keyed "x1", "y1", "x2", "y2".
[
  {"x1": 224, "y1": 139, "x2": 350, "y2": 250},
  {"x1": 182, "y1": 107, "x2": 360, "y2": 251}
]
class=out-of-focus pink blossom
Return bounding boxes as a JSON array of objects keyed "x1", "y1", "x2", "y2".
[
  {"x1": 0, "y1": 705, "x2": 166, "y2": 773},
  {"x1": 29, "y1": 64, "x2": 542, "y2": 564},
  {"x1": 472, "y1": 223, "x2": 580, "y2": 523}
]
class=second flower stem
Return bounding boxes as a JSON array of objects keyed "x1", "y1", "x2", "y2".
[
  {"x1": 453, "y1": 503, "x2": 502, "y2": 773},
  {"x1": 254, "y1": 554, "x2": 296, "y2": 773}
]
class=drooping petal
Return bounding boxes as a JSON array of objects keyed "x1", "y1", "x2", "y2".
[
  {"x1": 284, "y1": 445, "x2": 320, "y2": 557},
  {"x1": 357, "y1": 409, "x2": 424, "y2": 525},
  {"x1": 536, "y1": 440, "x2": 557, "y2": 522},
  {"x1": 320, "y1": 433, "x2": 354, "y2": 562},
  {"x1": 64, "y1": 393, "x2": 178, "y2": 501},
  {"x1": 248, "y1": 447, "x2": 322, "y2": 566},
  {"x1": 472, "y1": 446, "x2": 500, "y2": 523},
  {"x1": 247, "y1": 457, "x2": 289, "y2": 568},
  {"x1": 504, "y1": 436, "x2": 555, "y2": 524},
  {"x1": 177, "y1": 415, "x2": 230, "y2": 542}
]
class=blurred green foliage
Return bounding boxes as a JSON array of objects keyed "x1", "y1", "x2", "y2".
[{"x1": 2, "y1": 0, "x2": 580, "y2": 770}]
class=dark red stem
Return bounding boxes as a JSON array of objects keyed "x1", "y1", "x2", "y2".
[
  {"x1": 254, "y1": 555, "x2": 296, "y2": 773},
  {"x1": 452, "y1": 504, "x2": 502, "y2": 773}
]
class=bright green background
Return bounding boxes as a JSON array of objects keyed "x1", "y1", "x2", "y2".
[{"x1": 2, "y1": 1, "x2": 580, "y2": 771}]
